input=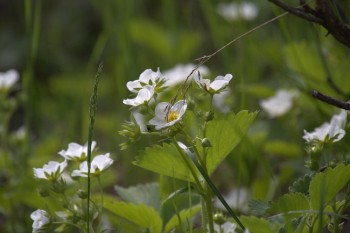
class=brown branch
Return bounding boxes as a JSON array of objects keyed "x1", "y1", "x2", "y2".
[
  {"x1": 269, "y1": 0, "x2": 350, "y2": 48},
  {"x1": 312, "y1": 90, "x2": 350, "y2": 110},
  {"x1": 269, "y1": 0, "x2": 323, "y2": 23}
]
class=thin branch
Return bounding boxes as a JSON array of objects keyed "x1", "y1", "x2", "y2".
[
  {"x1": 312, "y1": 90, "x2": 350, "y2": 110},
  {"x1": 170, "y1": 11, "x2": 290, "y2": 105}
]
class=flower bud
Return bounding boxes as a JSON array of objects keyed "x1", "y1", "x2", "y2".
[
  {"x1": 213, "y1": 212, "x2": 226, "y2": 225},
  {"x1": 201, "y1": 138, "x2": 212, "y2": 147},
  {"x1": 78, "y1": 189, "x2": 88, "y2": 199},
  {"x1": 205, "y1": 110, "x2": 214, "y2": 121}
]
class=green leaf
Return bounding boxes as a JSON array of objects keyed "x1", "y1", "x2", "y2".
[
  {"x1": 248, "y1": 199, "x2": 271, "y2": 215},
  {"x1": 133, "y1": 143, "x2": 198, "y2": 182},
  {"x1": 104, "y1": 200, "x2": 162, "y2": 233},
  {"x1": 164, "y1": 205, "x2": 201, "y2": 233},
  {"x1": 115, "y1": 183, "x2": 161, "y2": 211},
  {"x1": 289, "y1": 174, "x2": 312, "y2": 195},
  {"x1": 205, "y1": 111, "x2": 257, "y2": 174},
  {"x1": 240, "y1": 216, "x2": 281, "y2": 233},
  {"x1": 309, "y1": 164, "x2": 350, "y2": 210},
  {"x1": 270, "y1": 193, "x2": 310, "y2": 218},
  {"x1": 284, "y1": 42, "x2": 325, "y2": 83}
]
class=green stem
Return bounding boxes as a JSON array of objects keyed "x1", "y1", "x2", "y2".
[
  {"x1": 172, "y1": 138, "x2": 203, "y2": 193},
  {"x1": 205, "y1": 185, "x2": 215, "y2": 233},
  {"x1": 188, "y1": 182, "x2": 193, "y2": 233},
  {"x1": 87, "y1": 63, "x2": 103, "y2": 233},
  {"x1": 201, "y1": 197, "x2": 208, "y2": 232},
  {"x1": 97, "y1": 176, "x2": 104, "y2": 233},
  {"x1": 187, "y1": 151, "x2": 245, "y2": 231}
]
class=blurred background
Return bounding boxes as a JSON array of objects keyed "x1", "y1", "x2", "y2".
[{"x1": 0, "y1": 0, "x2": 349, "y2": 232}]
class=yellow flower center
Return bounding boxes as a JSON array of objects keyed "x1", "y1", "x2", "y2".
[{"x1": 166, "y1": 110, "x2": 179, "y2": 123}]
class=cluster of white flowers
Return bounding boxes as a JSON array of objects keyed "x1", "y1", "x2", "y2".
[
  {"x1": 303, "y1": 110, "x2": 347, "y2": 144},
  {"x1": 33, "y1": 141, "x2": 113, "y2": 180},
  {"x1": 32, "y1": 141, "x2": 113, "y2": 232},
  {"x1": 123, "y1": 68, "x2": 164, "y2": 107},
  {"x1": 217, "y1": 1, "x2": 258, "y2": 22},
  {"x1": 123, "y1": 67, "x2": 234, "y2": 132}
]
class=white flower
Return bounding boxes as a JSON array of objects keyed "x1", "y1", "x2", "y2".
[
  {"x1": 33, "y1": 160, "x2": 68, "y2": 181},
  {"x1": 126, "y1": 68, "x2": 164, "y2": 93},
  {"x1": 259, "y1": 89, "x2": 298, "y2": 118},
  {"x1": 208, "y1": 222, "x2": 237, "y2": 233},
  {"x1": 303, "y1": 110, "x2": 347, "y2": 143},
  {"x1": 194, "y1": 73, "x2": 233, "y2": 94},
  {"x1": 30, "y1": 209, "x2": 50, "y2": 233},
  {"x1": 217, "y1": 2, "x2": 258, "y2": 22},
  {"x1": 72, "y1": 153, "x2": 113, "y2": 177},
  {"x1": 123, "y1": 85, "x2": 155, "y2": 106},
  {"x1": 59, "y1": 141, "x2": 96, "y2": 161},
  {"x1": 149, "y1": 100, "x2": 187, "y2": 130},
  {"x1": 163, "y1": 64, "x2": 210, "y2": 87},
  {"x1": 0, "y1": 69, "x2": 19, "y2": 92}
]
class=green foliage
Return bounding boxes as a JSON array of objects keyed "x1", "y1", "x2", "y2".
[
  {"x1": 203, "y1": 110, "x2": 257, "y2": 174},
  {"x1": 289, "y1": 174, "x2": 312, "y2": 195},
  {"x1": 104, "y1": 200, "x2": 163, "y2": 233},
  {"x1": 115, "y1": 182, "x2": 161, "y2": 211},
  {"x1": 133, "y1": 143, "x2": 199, "y2": 182},
  {"x1": 270, "y1": 193, "x2": 310, "y2": 218},
  {"x1": 309, "y1": 164, "x2": 350, "y2": 210},
  {"x1": 164, "y1": 205, "x2": 201, "y2": 233},
  {"x1": 240, "y1": 216, "x2": 282, "y2": 233}
]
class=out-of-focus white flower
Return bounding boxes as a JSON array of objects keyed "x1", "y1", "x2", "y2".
[
  {"x1": 163, "y1": 64, "x2": 210, "y2": 87},
  {"x1": 33, "y1": 160, "x2": 68, "y2": 181},
  {"x1": 217, "y1": 2, "x2": 258, "y2": 22},
  {"x1": 259, "y1": 89, "x2": 298, "y2": 118},
  {"x1": 126, "y1": 68, "x2": 164, "y2": 93},
  {"x1": 208, "y1": 222, "x2": 237, "y2": 233},
  {"x1": 30, "y1": 209, "x2": 50, "y2": 233},
  {"x1": 59, "y1": 141, "x2": 96, "y2": 161},
  {"x1": 194, "y1": 72, "x2": 233, "y2": 95},
  {"x1": 72, "y1": 153, "x2": 113, "y2": 177},
  {"x1": 214, "y1": 188, "x2": 249, "y2": 212},
  {"x1": 0, "y1": 69, "x2": 19, "y2": 92},
  {"x1": 123, "y1": 85, "x2": 155, "y2": 107},
  {"x1": 213, "y1": 88, "x2": 231, "y2": 113},
  {"x1": 303, "y1": 110, "x2": 347, "y2": 143},
  {"x1": 149, "y1": 100, "x2": 187, "y2": 130}
]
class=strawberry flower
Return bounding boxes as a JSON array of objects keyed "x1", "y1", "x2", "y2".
[
  {"x1": 149, "y1": 100, "x2": 187, "y2": 130},
  {"x1": 194, "y1": 72, "x2": 233, "y2": 94}
]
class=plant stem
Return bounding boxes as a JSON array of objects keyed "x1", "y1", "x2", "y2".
[
  {"x1": 97, "y1": 176, "x2": 104, "y2": 233},
  {"x1": 205, "y1": 185, "x2": 215, "y2": 233},
  {"x1": 172, "y1": 138, "x2": 203, "y2": 193},
  {"x1": 87, "y1": 63, "x2": 103, "y2": 233}
]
